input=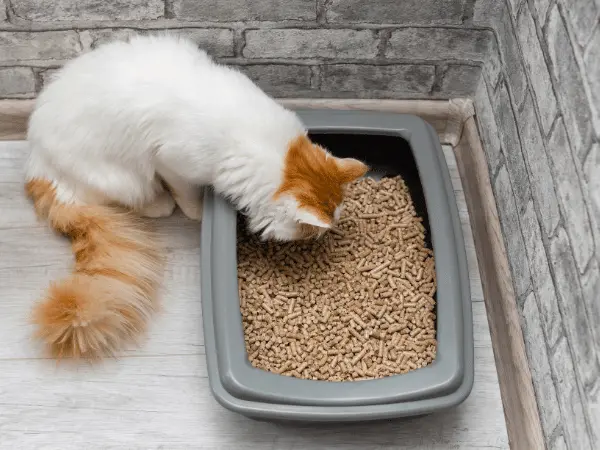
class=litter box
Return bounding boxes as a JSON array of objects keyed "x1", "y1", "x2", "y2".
[{"x1": 200, "y1": 110, "x2": 473, "y2": 422}]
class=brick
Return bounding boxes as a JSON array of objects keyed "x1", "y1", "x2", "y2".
[
  {"x1": 386, "y1": 28, "x2": 493, "y2": 61},
  {"x1": 533, "y1": 0, "x2": 551, "y2": 24},
  {"x1": 581, "y1": 259, "x2": 600, "y2": 352},
  {"x1": 551, "y1": 435, "x2": 567, "y2": 450},
  {"x1": 438, "y1": 65, "x2": 481, "y2": 97},
  {"x1": 173, "y1": 0, "x2": 315, "y2": 22},
  {"x1": 517, "y1": 3, "x2": 557, "y2": 134},
  {"x1": 583, "y1": 144, "x2": 600, "y2": 257},
  {"x1": 244, "y1": 29, "x2": 379, "y2": 59},
  {"x1": 583, "y1": 25, "x2": 600, "y2": 136},
  {"x1": 587, "y1": 381, "x2": 600, "y2": 447},
  {"x1": 320, "y1": 64, "x2": 435, "y2": 98},
  {"x1": 551, "y1": 337, "x2": 593, "y2": 449},
  {"x1": 494, "y1": 165, "x2": 531, "y2": 297},
  {"x1": 167, "y1": 29, "x2": 236, "y2": 57},
  {"x1": 0, "y1": 67, "x2": 35, "y2": 97},
  {"x1": 493, "y1": 82, "x2": 530, "y2": 213},
  {"x1": 473, "y1": 0, "x2": 503, "y2": 25},
  {"x1": 521, "y1": 201, "x2": 562, "y2": 347},
  {"x1": 235, "y1": 64, "x2": 313, "y2": 97},
  {"x1": 550, "y1": 228, "x2": 599, "y2": 388},
  {"x1": 547, "y1": 119, "x2": 594, "y2": 271},
  {"x1": 326, "y1": 0, "x2": 464, "y2": 24},
  {"x1": 546, "y1": 5, "x2": 594, "y2": 161},
  {"x1": 562, "y1": 0, "x2": 599, "y2": 46},
  {"x1": 78, "y1": 29, "x2": 140, "y2": 50},
  {"x1": 583, "y1": 143, "x2": 600, "y2": 187},
  {"x1": 39, "y1": 68, "x2": 61, "y2": 90},
  {"x1": 508, "y1": 0, "x2": 520, "y2": 16},
  {"x1": 0, "y1": 31, "x2": 81, "y2": 63},
  {"x1": 11, "y1": 0, "x2": 163, "y2": 21},
  {"x1": 496, "y1": 2, "x2": 528, "y2": 105},
  {"x1": 521, "y1": 292, "x2": 561, "y2": 441},
  {"x1": 475, "y1": 79, "x2": 502, "y2": 173},
  {"x1": 79, "y1": 29, "x2": 235, "y2": 57},
  {"x1": 517, "y1": 92, "x2": 560, "y2": 235},
  {"x1": 484, "y1": 36, "x2": 502, "y2": 89}
]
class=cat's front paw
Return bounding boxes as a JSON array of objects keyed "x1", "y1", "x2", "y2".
[
  {"x1": 139, "y1": 191, "x2": 176, "y2": 218},
  {"x1": 176, "y1": 197, "x2": 203, "y2": 221}
]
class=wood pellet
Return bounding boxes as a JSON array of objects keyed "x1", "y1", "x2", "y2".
[{"x1": 237, "y1": 176, "x2": 437, "y2": 381}]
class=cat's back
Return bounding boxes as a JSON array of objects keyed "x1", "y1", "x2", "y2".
[
  {"x1": 35, "y1": 35, "x2": 212, "y2": 111},
  {"x1": 30, "y1": 34, "x2": 281, "y2": 140},
  {"x1": 27, "y1": 34, "x2": 230, "y2": 161},
  {"x1": 28, "y1": 33, "x2": 301, "y2": 169}
]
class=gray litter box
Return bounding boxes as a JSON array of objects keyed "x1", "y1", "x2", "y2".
[{"x1": 200, "y1": 110, "x2": 473, "y2": 422}]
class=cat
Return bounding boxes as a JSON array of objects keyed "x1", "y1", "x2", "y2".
[{"x1": 24, "y1": 34, "x2": 368, "y2": 360}]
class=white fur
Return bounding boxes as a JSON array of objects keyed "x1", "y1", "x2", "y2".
[{"x1": 25, "y1": 34, "x2": 330, "y2": 240}]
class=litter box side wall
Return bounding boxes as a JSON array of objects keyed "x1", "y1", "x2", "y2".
[
  {"x1": 200, "y1": 111, "x2": 474, "y2": 419},
  {"x1": 213, "y1": 112, "x2": 467, "y2": 404}
]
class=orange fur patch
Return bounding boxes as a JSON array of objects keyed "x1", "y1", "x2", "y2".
[
  {"x1": 25, "y1": 179, "x2": 164, "y2": 360},
  {"x1": 275, "y1": 135, "x2": 368, "y2": 224}
]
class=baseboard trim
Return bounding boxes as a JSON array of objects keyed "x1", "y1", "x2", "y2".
[
  {"x1": 0, "y1": 98, "x2": 543, "y2": 449},
  {"x1": 454, "y1": 118, "x2": 545, "y2": 450},
  {"x1": 0, "y1": 99, "x2": 472, "y2": 145},
  {"x1": 0, "y1": 100, "x2": 34, "y2": 141}
]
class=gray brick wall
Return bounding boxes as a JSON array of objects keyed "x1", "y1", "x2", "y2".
[
  {"x1": 474, "y1": 0, "x2": 600, "y2": 448},
  {"x1": 0, "y1": 0, "x2": 490, "y2": 99}
]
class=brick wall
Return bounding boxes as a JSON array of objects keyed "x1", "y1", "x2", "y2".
[
  {"x1": 473, "y1": 1, "x2": 600, "y2": 449},
  {"x1": 0, "y1": 0, "x2": 492, "y2": 99}
]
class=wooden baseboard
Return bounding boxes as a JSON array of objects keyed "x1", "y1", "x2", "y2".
[
  {"x1": 0, "y1": 99, "x2": 471, "y2": 145},
  {"x1": 454, "y1": 118, "x2": 545, "y2": 450},
  {"x1": 0, "y1": 100, "x2": 34, "y2": 141},
  {"x1": 0, "y1": 98, "x2": 543, "y2": 449}
]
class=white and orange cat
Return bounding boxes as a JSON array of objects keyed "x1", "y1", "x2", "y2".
[{"x1": 25, "y1": 34, "x2": 368, "y2": 360}]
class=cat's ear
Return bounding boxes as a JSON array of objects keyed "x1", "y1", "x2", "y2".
[
  {"x1": 295, "y1": 208, "x2": 332, "y2": 229},
  {"x1": 336, "y1": 158, "x2": 369, "y2": 183}
]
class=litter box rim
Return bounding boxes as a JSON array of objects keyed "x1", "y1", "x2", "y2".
[{"x1": 200, "y1": 110, "x2": 473, "y2": 420}]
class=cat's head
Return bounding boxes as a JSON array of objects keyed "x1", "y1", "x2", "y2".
[{"x1": 263, "y1": 135, "x2": 368, "y2": 241}]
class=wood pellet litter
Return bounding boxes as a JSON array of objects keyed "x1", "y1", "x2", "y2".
[{"x1": 237, "y1": 176, "x2": 437, "y2": 381}]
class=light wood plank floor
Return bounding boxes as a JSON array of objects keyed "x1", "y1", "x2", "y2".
[{"x1": 0, "y1": 141, "x2": 509, "y2": 449}]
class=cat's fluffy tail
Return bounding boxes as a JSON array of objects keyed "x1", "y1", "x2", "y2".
[{"x1": 25, "y1": 178, "x2": 164, "y2": 360}]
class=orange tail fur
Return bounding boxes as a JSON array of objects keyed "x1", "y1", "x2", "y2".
[{"x1": 25, "y1": 179, "x2": 164, "y2": 360}]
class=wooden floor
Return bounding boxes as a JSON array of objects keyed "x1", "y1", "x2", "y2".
[{"x1": 0, "y1": 141, "x2": 509, "y2": 449}]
